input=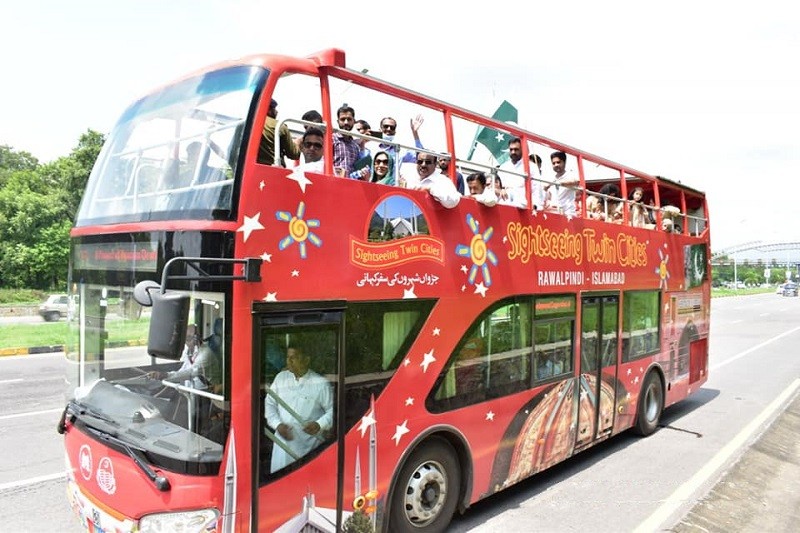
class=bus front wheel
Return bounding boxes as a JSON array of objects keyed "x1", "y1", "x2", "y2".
[
  {"x1": 389, "y1": 438, "x2": 460, "y2": 532},
  {"x1": 634, "y1": 371, "x2": 663, "y2": 436}
]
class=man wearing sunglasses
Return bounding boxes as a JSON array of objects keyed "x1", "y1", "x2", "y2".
[
  {"x1": 411, "y1": 153, "x2": 461, "y2": 208},
  {"x1": 300, "y1": 127, "x2": 325, "y2": 173}
]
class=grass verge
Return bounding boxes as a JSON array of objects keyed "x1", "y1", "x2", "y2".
[{"x1": 0, "y1": 319, "x2": 150, "y2": 350}]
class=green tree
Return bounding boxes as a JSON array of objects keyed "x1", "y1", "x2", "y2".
[{"x1": 0, "y1": 130, "x2": 104, "y2": 289}]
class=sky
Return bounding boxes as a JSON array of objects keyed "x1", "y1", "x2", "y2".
[{"x1": 1, "y1": 0, "x2": 798, "y2": 253}]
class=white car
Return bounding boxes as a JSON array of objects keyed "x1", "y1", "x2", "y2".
[{"x1": 38, "y1": 294, "x2": 70, "y2": 322}]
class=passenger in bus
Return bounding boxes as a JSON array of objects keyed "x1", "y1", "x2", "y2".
[
  {"x1": 301, "y1": 109, "x2": 323, "y2": 129},
  {"x1": 299, "y1": 127, "x2": 325, "y2": 173},
  {"x1": 545, "y1": 151, "x2": 579, "y2": 217},
  {"x1": 265, "y1": 345, "x2": 333, "y2": 472},
  {"x1": 465, "y1": 171, "x2": 498, "y2": 207},
  {"x1": 629, "y1": 187, "x2": 651, "y2": 228},
  {"x1": 410, "y1": 154, "x2": 461, "y2": 208},
  {"x1": 257, "y1": 99, "x2": 301, "y2": 167},
  {"x1": 370, "y1": 151, "x2": 394, "y2": 185},
  {"x1": 598, "y1": 183, "x2": 624, "y2": 224},
  {"x1": 499, "y1": 138, "x2": 544, "y2": 210},
  {"x1": 585, "y1": 194, "x2": 605, "y2": 220},
  {"x1": 437, "y1": 156, "x2": 465, "y2": 194},
  {"x1": 332, "y1": 103, "x2": 360, "y2": 176},
  {"x1": 373, "y1": 115, "x2": 425, "y2": 183},
  {"x1": 349, "y1": 119, "x2": 374, "y2": 180}
]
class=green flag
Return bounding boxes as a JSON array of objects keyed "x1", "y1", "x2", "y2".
[{"x1": 466, "y1": 100, "x2": 519, "y2": 164}]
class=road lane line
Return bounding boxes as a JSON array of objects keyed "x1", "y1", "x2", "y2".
[
  {"x1": 712, "y1": 325, "x2": 800, "y2": 371},
  {"x1": 0, "y1": 471, "x2": 66, "y2": 492},
  {"x1": 0, "y1": 407, "x2": 62, "y2": 421},
  {"x1": 634, "y1": 378, "x2": 800, "y2": 533},
  {"x1": 0, "y1": 378, "x2": 23, "y2": 384}
]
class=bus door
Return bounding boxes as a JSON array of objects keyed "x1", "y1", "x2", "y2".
[
  {"x1": 576, "y1": 295, "x2": 619, "y2": 447},
  {"x1": 252, "y1": 302, "x2": 345, "y2": 531}
]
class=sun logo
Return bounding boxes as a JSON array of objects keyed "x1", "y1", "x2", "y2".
[
  {"x1": 276, "y1": 201, "x2": 322, "y2": 259},
  {"x1": 655, "y1": 247, "x2": 670, "y2": 289},
  {"x1": 455, "y1": 214, "x2": 498, "y2": 286}
]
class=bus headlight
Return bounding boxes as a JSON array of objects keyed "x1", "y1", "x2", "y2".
[{"x1": 138, "y1": 508, "x2": 219, "y2": 532}]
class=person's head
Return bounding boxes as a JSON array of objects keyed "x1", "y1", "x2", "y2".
[
  {"x1": 355, "y1": 119, "x2": 371, "y2": 146},
  {"x1": 598, "y1": 183, "x2": 621, "y2": 199},
  {"x1": 437, "y1": 157, "x2": 451, "y2": 173},
  {"x1": 551, "y1": 151, "x2": 567, "y2": 175},
  {"x1": 268, "y1": 99, "x2": 278, "y2": 119},
  {"x1": 415, "y1": 153, "x2": 437, "y2": 179},
  {"x1": 286, "y1": 345, "x2": 311, "y2": 377},
  {"x1": 662, "y1": 218, "x2": 674, "y2": 233},
  {"x1": 186, "y1": 142, "x2": 202, "y2": 164},
  {"x1": 301, "y1": 127, "x2": 325, "y2": 163},
  {"x1": 336, "y1": 104, "x2": 355, "y2": 131},
  {"x1": 493, "y1": 173, "x2": 504, "y2": 192},
  {"x1": 379, "y1": 117, "x2": 398, "y2": 140},
  {"x1": 630, "y1": 186, "x2": 644, "y2": 202},
  {"x1": 302, "y1": 109, "x2": 323, "y2": 129},
  {"x1": 530, "y1": 153, "x2": 542, "y2": 171},
  {"x1": 508, "y1": 138, "x2": 522, "y2": 164},
  {"x1": 372, "y1": 151, "x2": 390, "y2": 180},
  {"x1": 466, "y1": 172, "x2": 487, "y2": 195}
]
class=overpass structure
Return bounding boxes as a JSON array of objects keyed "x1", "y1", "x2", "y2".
[{"x1": 713, "y1": 241, "x2": 800, "y2": 260}]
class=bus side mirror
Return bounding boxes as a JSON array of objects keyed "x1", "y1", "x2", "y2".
[{"x1": 148, "y1": 291, "x2": 190, "y2": 360}]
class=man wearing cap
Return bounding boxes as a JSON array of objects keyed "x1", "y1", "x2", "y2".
[{"x1": 257, "y1": 99, "x2": 301, "y2": 167}]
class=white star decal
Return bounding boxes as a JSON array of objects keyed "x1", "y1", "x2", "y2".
[
  {"x1": 264, "y1": 292, "x2": 277, "y2": 302},
  {"x1": 460, "y1": 264, "x2": 468, "y2": 274},
  {"x1": 392, "y1": 420, "x2": 410, "y2": 445},
  {"x1": 420, "y1": 350, "x2": 436, "y2": 372},
  {"x1": 461, "y1": 285, "x2": 466, "y2": 292},
  {"x1": 291, "y1": 269, "x2": 299, "y2": 277},
  {"x1": 486, "y1": 411, "x2": 495, "y2": 421},
  {"x1": 260, "y1": 252, "x2": 272, "y2": 262},
  {"x1": 357, "y1": 410, "x2": 376, "y2": 437},
  {"x1": 405, "y1": 397, "x2": 414, "y2": 406},
  {"x1": 627, "y1": 368, "x2": 632, "y2": 376},
  {"x1": 633, "y1": 376, "x2": 640, "y2": 384},
  {"x1": 403, "y1": 287, "x2": 417, "y2": 299},
  {"x1": 432, "y1": 327, "x2": 441, "y2": 336},
  {"x1": 287, "y1": 167, "x2": 312, "y2": 193},
  {"x1": 404, "y1": 358, "x2": 411, "y2": 367},
  {"x1": 238, "y1": 213, "x2": 265, "y2": 242},
  {"x1": 503, "y1": 235, "x2": 508, "y2": 244},
  {"x1": 259, "y1": 180, "x2": 265, "y2": 191},
  {"x1": 474, "y1": 282, "x2": 488, "y2": 297}
]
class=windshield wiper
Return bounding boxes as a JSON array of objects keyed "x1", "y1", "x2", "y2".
[
  {"x1": 57, "y1": 400, "x2": 118, "y2": 433},
  {"x1": 87, "y1": 426, "x2": 171, "y2": 492}
]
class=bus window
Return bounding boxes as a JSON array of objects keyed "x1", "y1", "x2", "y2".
[
  {"x1": 622, "y1": 290, "x2": 661, "y2": 361},
  {"x1": 342, "y1": 300, "x2": 435, "y2": 432},
  {"x1": 533, "y1": 295, "x2": 576, "y2": 382},
  {"x1": 430, "y1": 298, "x2": 533, "y2": 411}
]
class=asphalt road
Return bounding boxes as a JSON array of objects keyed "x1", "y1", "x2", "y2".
[{"x1": 0, "y1": 293, "x2": 798, "y2": 532}]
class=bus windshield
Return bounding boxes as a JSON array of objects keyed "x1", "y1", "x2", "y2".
[
  {"x1": 65, "y1": 282, "x2": 229, "y2": 474},
  {"x1": 76, "y1": 65, "x2": 266, "y2": 226}
]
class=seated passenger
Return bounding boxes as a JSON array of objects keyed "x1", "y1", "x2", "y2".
[
  {"x1": 437, "y1": 156, "x2": 465, "y2": 194},
  {"x1": 465, "y1": 171, "x2": 498, "y2": 207},
  {"x1": 349, "y1": 119, "x2": 373, "y2": 180},
  {"x1": 265, "y1": 345, "x2": 333, "y2": 472},
  {"x1": 598, "y1": 183, "x2": 624, "y2": 223},
  {"x1": 585, "y1": 194, "x2": 605, "y2": 220}
]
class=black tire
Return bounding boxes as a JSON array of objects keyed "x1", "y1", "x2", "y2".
[
  {"x1": 634, "y1": 371, "x2": 663, "y2": 436},
  {"x1": 388, "y1": 438, "x2": 460, "y2": 533}
]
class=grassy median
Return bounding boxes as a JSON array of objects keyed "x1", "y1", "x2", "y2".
[{"x1": 0, "y1": 320, "x2": 150, "y2": 350}]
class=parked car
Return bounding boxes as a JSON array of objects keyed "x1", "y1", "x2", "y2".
[
  {"x1": 782, "y1": 282, "x2": 798, "y2": 297},
  {"x1": 776, "y1": 283, "x2": 788, "y2": 295},
  {"x1": 38, "y1": 294, "x2": 70, "y2": 321}
]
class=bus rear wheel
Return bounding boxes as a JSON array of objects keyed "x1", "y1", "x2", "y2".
[
  {"x1": 634, "y1": 371, "x2": 663, "y2": 436},
  {"x1": 389, "y1": 438, "x2": 460, "y2": 532}
]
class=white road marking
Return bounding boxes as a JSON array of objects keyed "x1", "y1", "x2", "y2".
[
  {"x1": 634, "y1": 377, "x2": 800, "y2": 533},
  {"x1": 0, "y1": 471, "x2": 66, "y2": 492},
  {"x1": 712, "y1": 325, "x2": 800, "y2": 371},
  {"x1": 0, "y1": 407, "x2": 62, "y2": 421},
  {"x1": 0, "y1": 378, "x2": 23, "y2": 384}
]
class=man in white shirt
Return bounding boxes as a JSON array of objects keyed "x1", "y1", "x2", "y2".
[
  {"x1": 465, "y1": 171, "x2": 498, "y2": 207},
  {"x1": 545, "y1": 150, "x2": 580, "y2": 217},
  {"x1": 411, "y1": 154, "x2": 461, "y2": 209},
  {"x1": 265, "y1": 345, "x2": 333, "y2": 472},
  {"x1": 299, "y1": 127, "x2": 325, "y2": 173},
  {"x1": 498, "y1": 137, "x2": 545, "y2": 210}
]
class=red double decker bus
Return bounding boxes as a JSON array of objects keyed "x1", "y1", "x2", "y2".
[{"x1": 60, "y1": 48, "x2": 710, "y2": 532}]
